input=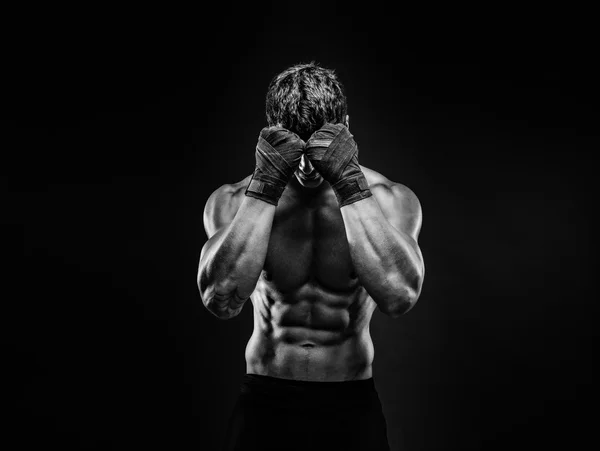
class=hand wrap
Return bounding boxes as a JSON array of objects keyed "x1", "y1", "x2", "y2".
[
  {"x1": 245, "y1": 127, "x2": 305, "y2": 206},
  {"x1": 305, "y1": 123, "x2": 372, "y2": 207}
]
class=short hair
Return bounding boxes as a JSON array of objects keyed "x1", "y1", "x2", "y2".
[{"x1": 265, "y1": 62, "x2": 348, "y2": 141}]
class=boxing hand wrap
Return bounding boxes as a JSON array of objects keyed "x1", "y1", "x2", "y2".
[
  {"x1": 305, "y1": 123, "x2": 373, "y2": 207},
  {"x1": 245, "y1": 126, "x2": 305, "y2": 206}
]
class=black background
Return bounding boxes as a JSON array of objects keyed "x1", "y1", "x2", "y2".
[{"x1": 5, "y1": 4, "x2": 597, "y2": 451}]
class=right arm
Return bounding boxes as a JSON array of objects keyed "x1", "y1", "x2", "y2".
[
  {"x1": 197, "y1": 186, "x2": 276, "y2": 319},
  {"x1": 198, "y1": 126, "x2": 305, "y2": 319}
]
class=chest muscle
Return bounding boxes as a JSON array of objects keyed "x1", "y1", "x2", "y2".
[{"x1": 263, "y1": 195, "x2": 355, "y2": 292}]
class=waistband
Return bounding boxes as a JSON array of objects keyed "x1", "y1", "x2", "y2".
[{"x1": 239, "y1": 373, "x2": 379, "y2": 409}]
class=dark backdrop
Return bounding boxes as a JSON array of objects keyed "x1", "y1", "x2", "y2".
[{"x1": 5, "y1": 5, "x2": 597, "y2": 451}]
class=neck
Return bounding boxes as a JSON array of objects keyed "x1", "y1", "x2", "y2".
[{"x1": 288, "y1": 173, "x2": 328, "y2": 198}]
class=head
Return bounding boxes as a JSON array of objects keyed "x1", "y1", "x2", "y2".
[{"x1": 266, "y1": 62, "x2": 349, "y2": 188}]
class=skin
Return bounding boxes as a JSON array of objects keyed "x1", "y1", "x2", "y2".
[{"x1": 198, "y1": 117, "x2": 425, "y2": 382}]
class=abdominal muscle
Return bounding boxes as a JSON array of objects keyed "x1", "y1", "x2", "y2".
[{"x1": 245, "y1": 278, "x2": 377, "y2": 382}]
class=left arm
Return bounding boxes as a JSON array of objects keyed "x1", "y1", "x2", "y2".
[
  {"x1": 304, "y1": 123, "x2": 424, "y2": 317},
  {"x1": 340, "y1": 183, "x2": 424, "y2": 317}
]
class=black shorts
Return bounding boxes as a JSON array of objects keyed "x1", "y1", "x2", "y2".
[{"x1": 223, "y1": 374, "x2": 390, "y2": 451}]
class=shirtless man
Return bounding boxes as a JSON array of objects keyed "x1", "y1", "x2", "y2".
[{"x1": 198, "y1": 63, "x2": 424, "y2": 451}]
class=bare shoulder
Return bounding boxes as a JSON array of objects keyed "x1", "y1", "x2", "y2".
[
  {"x1": 203, "y1": 175, "x2": 252, "y2": 238},
  {"x1": 360, "y1": 165, "x2": 420, "y2": 206},
  {"x1": 360, "y1": 165, "x2": 422, "y2": 238}
]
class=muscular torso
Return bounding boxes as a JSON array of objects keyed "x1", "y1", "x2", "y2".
[{"x1": 229, "y1": 167, "x2": 387, "y2": 382}]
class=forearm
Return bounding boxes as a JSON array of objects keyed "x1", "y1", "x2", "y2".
[
  {"x1": 341, "y1": 196, "x2": 424, "y2": 316},
  {"x1": 198, "y1": 196, "x2": 275, "y2": 317}
]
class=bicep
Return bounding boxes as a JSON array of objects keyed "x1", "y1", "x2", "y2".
[
  {"x1": 199, "y1": 185, "x2": 238, "y2": 279},
  {"x1": 372, "y1": 183, "x2": 423, "y2": 241},
  {"x1": 202, "y1": 185, "x2": 238, "y2": 239}
]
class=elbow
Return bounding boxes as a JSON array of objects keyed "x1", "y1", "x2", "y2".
[
  {"x1": 204, "y1": 298, "x2": 242, "y2": 320},
  {"x1": 379, "y1": 277, "x2": 423, "y2": 318},
  {"x1": 379, "y1": 294, "x2": 418, "y2": 318},
  {"x1": 200, "y1": 289, "x2": 243, "y2": 320},
  {"x1": 197, "y1": 273, "x2": 243, "y2": 320},
  {"x1": 197, "y1": 271, "x2": 212, "y2": 309}
]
